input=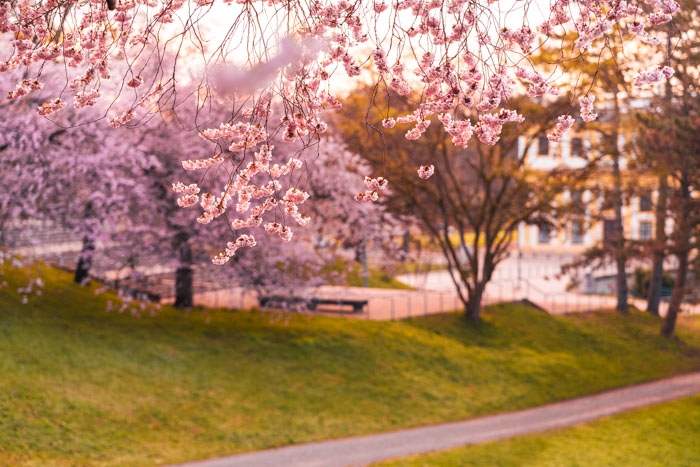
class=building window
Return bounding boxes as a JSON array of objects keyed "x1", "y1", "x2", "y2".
[
  {"x1": 640, "y1": 191, "x2": 653, "y2": 212},
  {"x1": 571, "y1": 190, "x2": 584, "y2": 212},
  {"x1": 572, "y1": 221, "x2": 584, "y2": 244},
  {"x1": 602, "y1": 134, "x2": 617, "y2": 154},
  {"x1": 539, "y1": 225, "x2": 551, "y2": 243},
  {"x1": 640, "y1": 221, "x2": 653, "y2": 240},
  {"x1": 537, "y1": 136, "x2": 549, "y2": 156},
  {"x1": 571, "y1": 137, "x2": 583, "y2": 158},
  {"x1": 603, "y1": 218, "x2": 617, "y2": 245}
]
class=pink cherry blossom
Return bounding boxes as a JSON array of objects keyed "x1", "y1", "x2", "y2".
[
  {"x1": 579, "y1": 95, "x2": 598, "y2": 123},
  {"x1": 547, "y1": 115, "x2": 576, "y2": 142},
  {"x1": 417, "y1": 165, "x2": 435, "y2": 179},
  {"x1": 0, "y1": 0, "x2": 681, "y2": 260}
]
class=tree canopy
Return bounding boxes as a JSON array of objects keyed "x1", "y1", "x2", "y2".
[{"x1": 0, "y1": 0, "x2": 682, "y2": 261}]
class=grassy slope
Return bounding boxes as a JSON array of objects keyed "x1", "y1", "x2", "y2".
[
  {"x1": 1, "y1": 264, "x2": 699, "y2": 466},
  {"x1": 375, "y1": 395, "x2": 700, "y2": 466}
]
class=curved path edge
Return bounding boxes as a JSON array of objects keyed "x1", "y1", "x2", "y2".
[{"x1": 172, "y1": 371, "x2": 700, "y2": 467}]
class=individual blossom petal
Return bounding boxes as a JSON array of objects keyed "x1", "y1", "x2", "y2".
[
  {"x1": 127, "y1": 76, "x2": 143, "y2": 88},
  {"x1": 200, "y1": 193, "x2": 216, "y2": 210},
  {"x1": 197, "y1": 212, "x2": 215, "y2": 224},
  {"x1": 279, "y1": 226, "x2": 293, "y2": 242},
  {"x1": 418, "y1": 165, "x2": 435, "y2": 179}
]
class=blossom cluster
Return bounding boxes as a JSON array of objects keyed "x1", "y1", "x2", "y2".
[
  {"x1": 475, "y1": 110, "x2": 525, "y2": 146},
  {"x1": 579, "y1": 96, "x2": 598, "y2": 123},
  {"x1": 633, "y1": 65, "x2": 675, "y2": 87},
  {"x1": 74, "y1": 90, "x2": 101, "y2": 109},
  {"x1": 172, "y1": 182, "x2": 201, "y2": 208},
  {"x1": 515, "y1": 68, "x2": 560, "y2": 99},
  {"x1": 547, "y1": 115, "x2": 576, "y2": 143},
  {"x1": 212, "y1": 234, "x2": 257, "y2": 265},
  {"x1": 173, "y1": 136, "x2": 313, "y2": 262},
  {"x1": 201, "y1": 122, "x2": 267, "y2": 152},
  {"x1": 500, "y1": 26, "x2": 536, "y2": 55},
  {"x1": 109, "y1": 109, "x2": 136, "y2": 128},
  {"x1": 355, "y1": 176, "x2": 388, "y2": 203},
  {"x1": 182, "y1": 155, "x2": 224, "y2": 171},
  {"x1": 0, "y1": 0, "x2": 682, "y2": 259},
  {"x1": 7, "y1": 79, "x2": 43, "y2": 100},
  {"x1": 438, "y1": 113, "x2": 473, "y2": 148},
  {"x1": 38, "y1": 98, "x2": 67, "y2": 116}
]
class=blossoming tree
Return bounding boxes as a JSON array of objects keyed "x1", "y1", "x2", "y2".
[
  {"x1": 338, "y1": 85, "x2": 574, "y2": 320},
  {"x1": 0, "y1": 0, "x2": 682, "y2": 271},
  {"x1": 0, "y1": 80, "x2": 150, "y2": 264},
  {"x1": 634, "y1": 0, "x2": 699, "y2": 337},
  {"x1": 139, "y1": 110, "x2": 402, "y2": 305},
  {"x1": 220, "y1": 137, "x2": 406, "y2": 296}
]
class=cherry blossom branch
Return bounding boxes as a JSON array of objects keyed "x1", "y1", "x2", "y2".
[{"x1": 0, "y1": 0, "x2": 682, "y2": 262}]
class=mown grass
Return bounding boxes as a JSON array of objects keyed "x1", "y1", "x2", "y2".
[
  {"x1": 345, "y1": 264, "x2": 414, "y2": 289},
  {"x1": 375, "y1": 395, "x2": 700, "y2": 466},
  {"x1": 1, "y1": 263, "x2": 699, "y2": 466},
  {"x1": 326, "y1": 259, "x2": 414, "y2": 289}
]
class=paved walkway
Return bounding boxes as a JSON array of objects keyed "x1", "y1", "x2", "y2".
[{"x1": 172, "y1": 372, "x2": 700, "y2": 467}]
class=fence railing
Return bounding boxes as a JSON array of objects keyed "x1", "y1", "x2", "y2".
[{"x1": 198, "y1": 276, "x2": 690, "y2": 320}]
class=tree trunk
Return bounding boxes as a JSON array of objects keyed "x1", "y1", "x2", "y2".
[
  {"x1": 74, "y1": 235, "x2": 96, "y2": 285},
  {"x1": 661, "y1": 251, "x2": 687, "y2": 338},
  {"x1": 647, "y1": 175, "x2": 668, "y2": 315},
  {"x1": 612, "y1": 152, "x2": 629, "y2": 314},
  {"x1": 662, "y1": 176, "x2": 691, "y2": 338},
  {"x1": 465, "y1": 283, "x2": 484, "y2": 322},
  {"x1": 173, "y1": 232, "x2": 193, "y2": 308},
  {"x1": 174, "y1": 265, "x2": 194, "y2": 308}
]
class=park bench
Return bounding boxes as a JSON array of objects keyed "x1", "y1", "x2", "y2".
[
  {"x1": 258, "y1": 295, "x2": 368, "y2": 313},
  {"x1": 307, "y1": 298, "x2": 368, "y2": 314}
]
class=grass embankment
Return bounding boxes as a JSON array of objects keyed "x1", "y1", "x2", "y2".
[
  {"x1": 375, "y1": 395, "x2": 700, "y2": 466},
  {"x1": 1, "y1": 264, "x2": 699, "y2": 466}
]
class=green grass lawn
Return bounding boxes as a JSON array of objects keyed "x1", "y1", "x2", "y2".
[
  {"x1": 374, "y1": 395, "x2": 700, "y2": 466},
  {"x1": 327, "y1": 259, "x2": 414, "y2": 289},
  {"x1": 1, "y1": 263, "x2": 699, "y2": 466},
  {"x1": 345, "y1": 263, "x2": 414, "y2": 289}
]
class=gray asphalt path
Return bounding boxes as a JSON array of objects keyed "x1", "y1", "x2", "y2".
[{"x1": 172, "y1": 371, "x2": 700, "y2": 467}]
